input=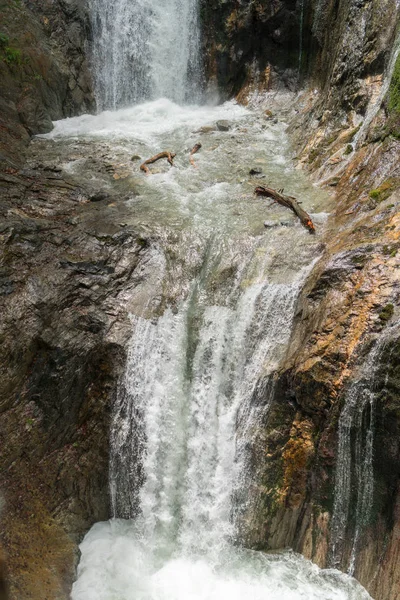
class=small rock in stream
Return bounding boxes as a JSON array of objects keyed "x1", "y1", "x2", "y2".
[
  {"x1": 249, "y1": 168, "x2": 263, "y2": 176},
  {"x1": 264, "y1": 221, "x2": 279, "y2": 228},
  {"x1": 264, "y1": 220, "x2": 295, "y2": 229},
  {"x1": 216, "y1": 120, "x2": 231, "y2": 132},
  {"x1": 90, "y1": 191, "x2": 110, "y2": 202}
]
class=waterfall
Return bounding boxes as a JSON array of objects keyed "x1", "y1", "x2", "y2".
[
  {"x1": 63, "y1": 90, "x2": 370, "y2": 600},
  {"x1": 330, "y1": 325, "x2": 398, "y2": 572},
  {"x1": 109, "y1": 257, "x2": 309, "y2": 558},
  {"x1": 89, "y1": 0, "x2": 201, "y2": 110},
  {"x1": 71, "y1": 239, "x2": 372, "y2": 598}
]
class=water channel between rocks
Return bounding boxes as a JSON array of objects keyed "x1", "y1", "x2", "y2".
[{"x1": 34, "y1": 98, "x2": 371, "y2": 600}]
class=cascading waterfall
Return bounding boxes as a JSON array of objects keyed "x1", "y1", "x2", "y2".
[
  {"x1": 47, "y1": 39, "x2": 371, "y2": 593},
  {"x1": 71, "y1": 238, "x2": 371, "y2": 600},
  {"x1": 110, "y1": 252, "x2": 309, "y2": 555},
  {"x1": 329, "y1": 325, "x2": 398, "y2": 573},
  {"x1": 89, "y1": 0, "x2": 201, "y2": 110}
]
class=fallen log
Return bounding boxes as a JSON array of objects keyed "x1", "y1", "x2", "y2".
[
  {"x1": 255, "y1": 185, "x2": 316, "y2": 233},
  {"x1": 189, "y1": 143, "x2": 202, "y2": 168},
  {"x1": 140, "y1": 151, "x2": 176, "y2": 175}
]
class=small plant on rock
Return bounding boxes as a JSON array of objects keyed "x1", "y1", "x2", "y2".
[
  {"x1": 379, "y1": 303, "x2": 394, "y2": 323},
  {"x1": 3, "y1": 46, "x2": 22, "y2": 65},
  {"x1": 369, "y1": 178, "x2": 399, "y2": 203},
  {"x1": 0, "y1": 32, "x2": 9, "y2": 46}
]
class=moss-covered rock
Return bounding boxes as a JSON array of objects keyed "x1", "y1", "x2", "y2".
[
  {"x1": 378, "y1": 303, "x2": 394, "y2": 323},
  {"x1": 369, "y1": 178, "x2": 400, "y2": 202},
  {"x1": 389, "y1": 53, "x2": 400, "y2": 114}
]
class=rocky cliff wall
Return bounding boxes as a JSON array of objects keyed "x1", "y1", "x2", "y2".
[
  {"x1": 237, "y1": 138, "x2": 400, "y2": 598},
  {"x1": 201, "y1": 0, "x2": 304, "y2": 98},
  {"x1": 0, "y1": 0, "x2": 95, "y2": 167},
  {"x1": 0, "y1": 142, "x2": 154, "y2": 597},
  {"x1": 227, "y1": 2, "x2": 400, "y2": 597},
  {"x1": 202, "y1": 0, "x2": 399, "y2": 108}
]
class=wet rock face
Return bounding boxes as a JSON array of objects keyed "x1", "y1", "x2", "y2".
[
  {"x1": 202, "y1": 0, "x2": 398, "y2": 111},
  {"x1": 313, "y1": 0, "x2": 399, "y2": 116},
  {"x1": 237, "y1": 133, "x2": 400, "y2": 599},
  {"x1": 0, "y1": 156, "x2": 151, "y2": 598},
  {"x1": 0, "y1": 0, "x2": 95, "y2": 166},
  {"x1": 201, "y1": 0, "x2": 303, "y2": 98}
]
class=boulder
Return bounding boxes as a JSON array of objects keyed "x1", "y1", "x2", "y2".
[{"x1": 216, "y1": 120, "x2": 231, "y2": 132}]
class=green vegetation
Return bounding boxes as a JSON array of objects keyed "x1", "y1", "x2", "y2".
[
  {"x1": 383, "y1": 245, "x2": 398, "y2": 257},
  {"x1": 383, "y1": 54, "x2": 400, "y2": 138},
  {"x1": 308, "y1": 148, "x2": 319, "y2": 163},
  {"x1": 0, "y1": 32, "x2": 23, "y2": 65},
  {"x1": 369, "y1": 178, "x2": 399, "y2": 202},
  {"x1": 324, "y1": 133, "x2": 337, "y2": 146},
  {"x1": 343, "y1": 123, "x2": 362, "y2": 143},
  {"x1": 344, "y1": 144, "x2": 353, "y2": 155},
  {"x1": 0, "y1": 32, "x2": 9, "y2": 46},
  {"x1": 3, "y1": 45, "x2": 22, "y2": 64},
  {"x1": 389, "y1": 53, "x2": 400, "y2": 114},
  {"x1": 379, "y1": 303, "x2": 394, "y2": 323}
]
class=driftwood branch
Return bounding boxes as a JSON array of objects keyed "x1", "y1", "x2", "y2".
[
  {"x1": 255, "y1": 186, "x2": 316, "y2": 233},
  {"x1": 189, "y1": 143, "x2": 202, "y2": 168},
  {"x1": 140, "y1": 151, "x2": 176, "y2": 175}
]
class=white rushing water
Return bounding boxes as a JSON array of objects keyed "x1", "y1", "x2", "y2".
[
  {"x1": 89, "y1": 0, "x2": 201, "y2": 110},
  {"x1": 71, "y1": 254, "x2": 371, "y2": 600}
]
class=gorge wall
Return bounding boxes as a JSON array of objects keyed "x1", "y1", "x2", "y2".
[
  {"x1": 0, "y1": 0, "x2": 94, "y2": 167},
  {"x1": 206, "y1": 2, "x2": 400, "y2": 599},
  {"x1": 0, "y1": 0, "x2": 400, "y2": 599}
]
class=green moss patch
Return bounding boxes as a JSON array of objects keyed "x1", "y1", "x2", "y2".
[
  {"x1": 369, "y1": 178, "x2": 400, "y2": 202},
  {"x1": 342, "y1": 123, "x2": 362, "y2": 144},
  {"x1": 384, "y1": 53, "x2": 400, "y2": 138},
  {"x1": 379, "y1": 303, "x2": 394, "y2": 323},
  {"x1": 389, "y1": 53, "x2": 400, "y2": 114},
  {"x1": 3, "y1": 45, "x2": 22, "y2": 64}
]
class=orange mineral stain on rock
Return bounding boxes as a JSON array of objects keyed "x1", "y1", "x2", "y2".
[{"x1": 280, "y1": 417, "x2": 315, "y2": 509}]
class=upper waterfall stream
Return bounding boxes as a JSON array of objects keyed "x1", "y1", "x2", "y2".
[
  {"x1": 89, "y1": 0, "x2": 201, "y2": 109},
  {"x1": 37, "y1": 98, "x2": 370, "y2": 600}
]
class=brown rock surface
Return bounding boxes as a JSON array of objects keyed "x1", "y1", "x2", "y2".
[
  {"x1": 0, "y1": 158, "x2": 152, "y2": 598},
  {"x1": 237, "y1": 80, "x2": 400, "y2": 600},
  {"x1": 0, "y1": 0, "x2": 95, "y2": 167}
]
